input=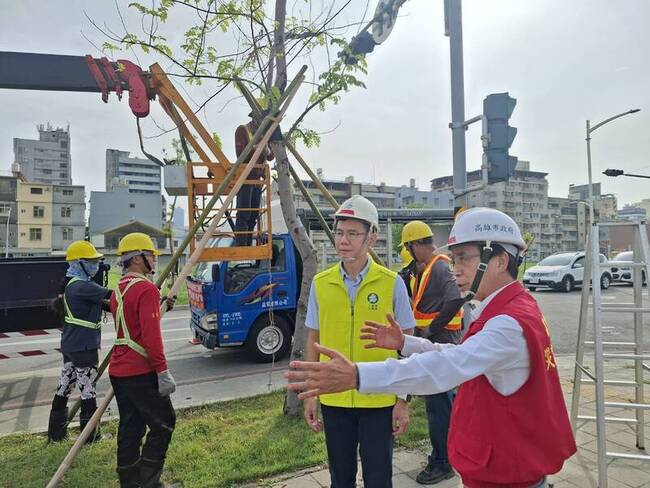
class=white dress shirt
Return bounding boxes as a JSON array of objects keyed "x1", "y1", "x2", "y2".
[{"x1": 358, "y1": 281, "x2": 531, "y2": 397}]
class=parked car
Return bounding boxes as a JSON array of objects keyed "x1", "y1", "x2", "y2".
[
  {"x1": 610, "y1": 251, "x2": 646, "y2": 285},
  {"x1": 523, "y1": 251, "x2": 613, "y2": 292}
]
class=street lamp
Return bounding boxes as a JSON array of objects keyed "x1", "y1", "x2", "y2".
[{"x1": 586, "y1": 109, "x2": 641, "y2": 224}]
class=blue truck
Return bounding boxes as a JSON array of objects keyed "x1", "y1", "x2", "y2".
[{"x1": 187, "y1": 234, "x2": 303, "y2": 362}]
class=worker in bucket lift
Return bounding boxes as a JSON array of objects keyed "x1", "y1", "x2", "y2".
[
  {"x1": 303, "y1": 195, "x2": 415, "y2": 488},
  {"x1": 109, "y1": 232, "x2": 177, "y2": 488},
  {"x1": 233, "y1": 111, "x2": 275, "y2": 247},
  {"x1": 287, "y1": 208, "x2": 577, "y2": 488},
  {"x1": 47, "y1": 240, "x2": 111, "y2": 444}
]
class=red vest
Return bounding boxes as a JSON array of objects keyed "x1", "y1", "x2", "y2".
[{"x1": 448, "y1": 281, "x2": 576, "y2": 487}]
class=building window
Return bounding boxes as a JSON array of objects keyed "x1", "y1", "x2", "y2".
[
  {"x1": 29, "y1": 228, "x2": 42, "y2": 241},
  {"x1": 59, "y1": 172, "x2": 67, "y2": 178},
  {"x1": 62, "y1": 228, "x2": 73, "y2": 240},
  {"x1": 42, "y1": 169, "x2": 52, "y2": 175},
  {"x1": 129, "y1": 203, "x2": 135, "y2": 208},
  {"x1": 0, "y1": 203, "x2": 10, "y2": 214},
  {"x1": 30, "y1": 187, "x2": 43, "y2": 195},
  {"x1": 60, "y1": 163, "x2": 67, "y2": 169},
  {"x1": 33, "y1": 206, "x2": 45, "y2": 218},
  {"x1": 61, "y1": 207, "x2": 71, "y2": 218},
  {"x1": 62, "y1": 189, "x2": 73, "y2": 196}
]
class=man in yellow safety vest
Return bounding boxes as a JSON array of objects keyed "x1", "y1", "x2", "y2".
[
  {"x1": 302, "y1": 195, "x2": 415, "y2": 487},
  {"x1": 399, "y1": 220, "x2": 464, "y2": 485}
]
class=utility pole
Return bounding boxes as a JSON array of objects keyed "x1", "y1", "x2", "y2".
[
  {"x1": 4, "y1": 206, "x2": 10, "y2": 258},
  {"x1": 444, "y1": 0, "x2": 467, "y2": 211}
]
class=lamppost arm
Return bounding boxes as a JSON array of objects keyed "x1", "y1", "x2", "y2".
[{"x1": 589, "y1": 109, "x2": 640, "y2": 134}]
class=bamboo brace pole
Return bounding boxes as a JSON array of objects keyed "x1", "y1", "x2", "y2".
[
  {"x1": 288, "y1": 162, "x2": 335, "y2": 246},
  {"x1": 66, "y1": 66, "x2": 307, "y2": 423}
]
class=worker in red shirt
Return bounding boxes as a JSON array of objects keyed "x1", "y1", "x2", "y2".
[{"x1": 109, "y1": 232, "x2": 176, "y2": 488}]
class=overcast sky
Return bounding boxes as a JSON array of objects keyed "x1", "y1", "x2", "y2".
[{"x1": 1, "y1": 0, "x2": 649, "y2": 222}]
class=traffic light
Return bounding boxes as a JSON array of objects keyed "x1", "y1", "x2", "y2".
[
  {"x1": 483, "y1": 93, "x2": 517, "y2": 183},
  {"x1": 603, "y1": 169, "x2": 624, "y2": 177}
]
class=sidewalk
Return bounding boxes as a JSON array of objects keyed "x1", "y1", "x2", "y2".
[{"x1": 248, "y1": 355, "x2": 650, "y2": 488}]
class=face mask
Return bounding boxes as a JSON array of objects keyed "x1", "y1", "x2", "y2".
[{"x1": 81, "y1": 261, "x2": 100, "y2": 278}]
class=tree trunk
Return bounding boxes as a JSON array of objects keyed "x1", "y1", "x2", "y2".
[
  {"x1": 271, "y1": 141, "x2": 317, "y2": 417},
  {"x1": 269, "y1": 0, "x2": 317, "y2": 416}
]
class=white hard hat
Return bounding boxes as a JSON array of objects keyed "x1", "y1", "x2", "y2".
[
  {"x1": 448, "y1": 207, "x2": 526, "y2": 254},
  {"x1": 334, "y1": 195, "x2": 379, "y2": 231}
]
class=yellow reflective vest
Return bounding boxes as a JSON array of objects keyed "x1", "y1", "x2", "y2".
[{"x1": 314, "y1": 258, "x2": 398, "y2": 408}]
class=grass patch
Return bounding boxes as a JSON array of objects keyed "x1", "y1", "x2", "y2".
[
  {"x1": 107, "y1": 270, "x2": 189, "y2": 305},
  {"x1": 0, "y1": 391, "x2": 429, "y2": 488}
]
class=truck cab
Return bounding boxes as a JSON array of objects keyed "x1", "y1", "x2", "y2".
[{"x1": 187, "y1": 234, "x2": 302, "y2": 362}]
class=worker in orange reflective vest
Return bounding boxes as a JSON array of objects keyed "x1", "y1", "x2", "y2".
[{"x1": 399, "y1": 220, "x2": 464, "y2": 485}]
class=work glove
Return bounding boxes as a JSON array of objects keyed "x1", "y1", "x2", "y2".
[
  {"x1": 157, "y1": 370, "x2": 176, "y2": 397},
  {"x1": 160, "y1": 295, "x2": 177, "y2": 312}
]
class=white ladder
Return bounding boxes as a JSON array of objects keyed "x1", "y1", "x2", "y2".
[{"x1": 570, "y1": 220, "x2": 650, "y2": 487}]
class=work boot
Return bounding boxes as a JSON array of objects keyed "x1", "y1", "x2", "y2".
[
  {"x1": 47, "y1": 408, "x2": 69, "y2": 442},
  {"x1": 80, "y1": 398, "x2": 101, "y2": 443},
  {"x1": 117, "y1": 461, "x2": 142, "y2": 488},
  {"x1": 415, "y1": 463, "x2": 455, "y2": 485},
  {"x1": 139, "y1": 458, "x2": 168, "y2": 488}
]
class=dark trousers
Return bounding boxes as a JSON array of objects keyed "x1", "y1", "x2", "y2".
[
  {"x1": 424, "y1": 391, "x2": 454, "y2": 471},
  {"x1": 110, "y1": 372, "x2": 176, "y2": 467},
  {"x1": 234, "y1": 184, "x2": 262, "y2": 246},
  {"x1": 321, "y1": 405, "x2": 394, "y2": 488}
]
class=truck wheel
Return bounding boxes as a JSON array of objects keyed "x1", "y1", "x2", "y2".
[
  {"x1": 528, "y1": 287, "x2": 537, "y2": 292},
  {"x1": 561, "y1": 276, "x2": 574, "y2": 293},
  {"x1": 246, "y1": 315, "x2": 292, "y2": 363}
]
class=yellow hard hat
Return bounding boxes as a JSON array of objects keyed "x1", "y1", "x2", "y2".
[
  {"x1": 66, "y1": 240, "x2": 103, "y2": 261},
  {"x1": 400, "y1": 221, "x2": 434, "y2": 247},
  {"x1": 400, "y1": 247, "x2": 413, "y2": 266},
  {"x1": 117, "y1": 232, "x2": 161, "y2": 256}
]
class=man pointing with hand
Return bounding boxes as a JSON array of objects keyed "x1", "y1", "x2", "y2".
[{"x1": 288, "y1": 208, "x2": 576, "y2": 488}]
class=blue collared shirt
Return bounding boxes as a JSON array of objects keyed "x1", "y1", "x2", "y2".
[{"x1": 305, "y1": 258, "x2": 415, "y2": 331}]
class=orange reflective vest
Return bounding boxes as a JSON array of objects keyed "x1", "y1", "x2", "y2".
[{"x1": 412, "y1": 254, "x2": 463, "y2": 330}]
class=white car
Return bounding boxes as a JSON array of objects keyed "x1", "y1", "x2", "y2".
[
  {"x1": 610, "y1": 251, "x2": 646, "y2": 285},
  {"x1": 523, "y1": 251, "x2": 613, "y2": 292}
]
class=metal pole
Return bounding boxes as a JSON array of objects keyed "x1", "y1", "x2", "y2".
[
  {"x1": 585, "y1": 128, "x2": 594, "y2": 226},
  {"x1": 591, "y1": 223, "x2": 608, "y2": 488},
  {"x1": 444, "y1": 0, "x2": 468, "y2": 210},
  {"x1": 386, "y1": 218, "x2": 393, "y2": 269},
  {"x1": 632, "y1": 227, "x2": 645, "y2": 449},
  {"x1": 4, "y1": 206, "x2": 10, "y2": 257},
  {"x1": 570, "y1": 228, "x2": 592, "y2": 429}
]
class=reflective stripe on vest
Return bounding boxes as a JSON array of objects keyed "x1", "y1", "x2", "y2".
[
  {"x1": 314, "y1": 258, "x2": 398, "y2": 408},
  {"x1": 412, "y1": 255, "x2": 463, "y2": 330},
  {"x1": 63, "y1": 277, "x2": 102, "y2": 330},
  {"x1": 114, "y1": 276, "x2": 149, "y2": 358}
]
